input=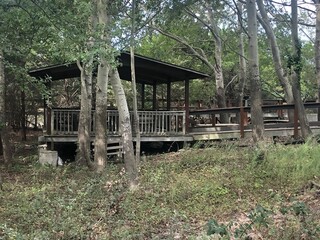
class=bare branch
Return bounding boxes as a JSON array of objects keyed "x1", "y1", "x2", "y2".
[{"x1": 150, "y1": 25, "x2": 215, "y2": 72}]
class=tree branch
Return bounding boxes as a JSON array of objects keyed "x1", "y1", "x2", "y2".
[{"x1": 150, "y1": 25, "x2": 215, "y2": 72}]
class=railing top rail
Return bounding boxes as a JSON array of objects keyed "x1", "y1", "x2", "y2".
[
  {"x1": 190, "y1": 102, "x2": 320, "y2": 115},
  {"x1": 51, "y1": 108, "x2": 185, "y2": 114}
]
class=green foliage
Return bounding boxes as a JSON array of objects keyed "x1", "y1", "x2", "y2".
[
  {"x1": 262, "y1": 142, "x2": 320, "y2": 189},
  {"x1": 207, "y1": 219, "x2": 228, "y2": 236},
  {"x1": 1, "y1": 141, "x2": 320, "y2": 239}
]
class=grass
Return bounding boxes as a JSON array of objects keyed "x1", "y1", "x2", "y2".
[{"x1": 0, "y1": 140, "x2": 320, "y2": 239}]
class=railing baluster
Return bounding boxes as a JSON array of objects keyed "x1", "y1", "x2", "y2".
[
  {"x1": 50, "y1": 109, "x2": 186, "y2": 137},
  {"x1": 176, "y1": 113, "x2": 178, "y2": 133},
  {"x1": 162, "y1": 112, "x2": 164, "y2": 133}
]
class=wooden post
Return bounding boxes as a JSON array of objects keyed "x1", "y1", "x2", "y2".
[
  {"x1": 211, "y1": 114, "x2": 216, "y2": 127},
  {"x1": 141, "y1": 83, "x2": 145, "y2": 110},
  {"x1": 43, "y1": 99, "x2": 47, "y2": 131},
  {"x1": 47, "y1": 108, "x2": 52, "y2": 135},
  {"x1": 167, "y1": 81, "x2": 171, "y2": 111},
  {"x1": 240, "y1": 106, "x2": 245, "y2": 138},
  {"x1": 294, "y1": 104, "x2": 299, "y2": 138},
  {"x1": 185, "y1": 79, "x2": 190, "y2": 133},
  {"x1": 153, "y1": 83, "x2": 157, "y2": 111},
  {"x1": 277, "y1": 100, "x2": 283, "y2": 119}
]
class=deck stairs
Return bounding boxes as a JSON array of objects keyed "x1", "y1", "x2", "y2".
[{"x1": 106, "y1": 140, "x2": 123, "y2": 159}]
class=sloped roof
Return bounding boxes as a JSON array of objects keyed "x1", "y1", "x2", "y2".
[{"x1": 28, "y1": 52, "x2": 209, "y2": 85}]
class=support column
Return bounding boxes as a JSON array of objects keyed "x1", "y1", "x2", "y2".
[
  {"x1": 47, "y1": 108, "x2": 52, "y2": 135},
  {"x1": 141, "y1": 83, "x2": 145, "y2": 110},
  {"x1": 240, "y1": 106, "x2": 245, "y2": 138},
  {"x1": 167, "y1": 82, "x2": 171, "y2": 111},
  {"x1": 185, "y1": 79, "x2": 190, "y2": 133},
  {"x1": 44, "y1": 81, "x2": 51, "y2": 134},
  {"x1": 153, "y1": 83, "x2": 157, "y2": 110}
]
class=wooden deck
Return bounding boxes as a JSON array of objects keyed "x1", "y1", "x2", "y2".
[{"x1": 40, "y1": 102, "x2": 320, "y2": 144}]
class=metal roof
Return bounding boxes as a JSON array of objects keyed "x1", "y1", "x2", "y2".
[{"x1": 28, "y1": 52, "x2": 209, "y2": 85}]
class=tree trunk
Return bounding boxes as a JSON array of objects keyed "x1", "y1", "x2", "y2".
[
  {"x1": 291, "y1": 0, "x2": 312, "y2": 139},
  {"x1": 110, "y1": 68, "x2": 138, "y2": 188},
  {"x1": 93, "y1": 0, "x2": 110, "y2": 172},
  {"x1": 237, "y1": 2, "x2": 247, "y2": 123},
  {"x1": 257, "y1": 0, "x2": 295, "y2": 121},
  {"x1": 20, "y1": 90, "x2": 27, "y2": 141},
  {"x1": 94, "y1": 59, "x2": 109, "y2": 172},
  {"x1": 205, "y1": 1, "x2": 227, "y2": 122},
  {"x1": 247, "y1": 0, "x2": 264, "y2": 142},
  {"x1": 0, "y1": 137, "x2": 2, "y2": 156},
  {"x1": 315, "y1": 0, "x2": 320, "y2": 120},
  {"x1": 76, "y1": 60, "x2": 93, "y2": 168},
  {"x1": 130, "y1": 0, "x2": 141, "y2": 165},
  {"x1": 0, "y1": 50, "x2": 12, "y2": 164}
]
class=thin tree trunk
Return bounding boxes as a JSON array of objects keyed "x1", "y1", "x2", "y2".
[
  {"x1": 204, "y1": 1, "x2": 227, "y2": 122},
  {"x1": 76, "y1": 60, "x2": 94, "y2": 168},
  {"x1": 0, "y1": 50, "x2": 12, "y2": 164},
  {"x1": 247, "y1": 0, "x2": 264, "y2": 142},
  {"x1": 291, "y1": 0, "x2": 312, "y2": 139},
  {"x1": 93, "y1": 0, "x2": 110, "y2": 172},
  {"x1": 20, "y1": 90, "x2": 27, "y2": 141},
  {"x1": 237, "y1": 2, "x2": 247, "y2": 123},
  {"x1": 256, "y1": 0, "x2": 294, "y2": 121},
  {"x1": 315, "y1": 0, "x2": 320, "y2": 120},
  {"x1": 110, "y1": 68, "x2": 138, "y2": 188},
  {"x1": 130, "y1": 0, "x2": 141, "y2": 165},
  {"x1": 0, "y1": 137, "x2": 2, "y2": 156}
]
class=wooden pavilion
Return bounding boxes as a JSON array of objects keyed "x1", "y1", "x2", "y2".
[
  {"x1": 29, "y1": 52, "x2": 209, "y2": 145},
  {"x1": 29, "y1": 52, "x2": 320, "y2": 150}
]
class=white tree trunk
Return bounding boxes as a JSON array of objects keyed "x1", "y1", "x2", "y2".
[
  {"x1": 130, "y1": 0, "x2": 140, "y2": 165},
  {"x1": 204, "y1": 1, "x2": 227, "y2": 122},
  {"x1": 110, "y1": 68, "x2": 138, "y2": 188},
  {"x1": 247, "y1": 0, "x2": 264, "y2": 142}
]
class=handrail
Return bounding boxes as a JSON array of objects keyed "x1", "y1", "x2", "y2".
[
  {"x1": 47, "y1": 103, "x2": 320, "y2": 139},
  {"x1": 190, "y1": 102, "x2": 320, "y2": 115},
  {"x1": 49, "y1": 109, "x2": 185, "y2": 136},
  {"x1": 190, "y1": 102, "x2": 320, "y2": 138}
]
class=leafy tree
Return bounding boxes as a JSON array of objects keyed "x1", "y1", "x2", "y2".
[{"x1": 148, "y1": 0, "x2": 231, "y2": 121}]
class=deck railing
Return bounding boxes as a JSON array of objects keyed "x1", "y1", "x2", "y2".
[
  {"x1": 190, "y1": 102, "x2": 320, "y2": 138},
  {"x1": 49, "y1": 109, "x2": 186, "y2": 136}
]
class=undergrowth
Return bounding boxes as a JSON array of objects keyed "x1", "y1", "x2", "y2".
[{"x1": 0, "y1": 141, "x2": 319, "y2": 239}]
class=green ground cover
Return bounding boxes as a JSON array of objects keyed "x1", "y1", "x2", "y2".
[{"x1": 0, "y1": 141, "x2": 320, "y2": 239}]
